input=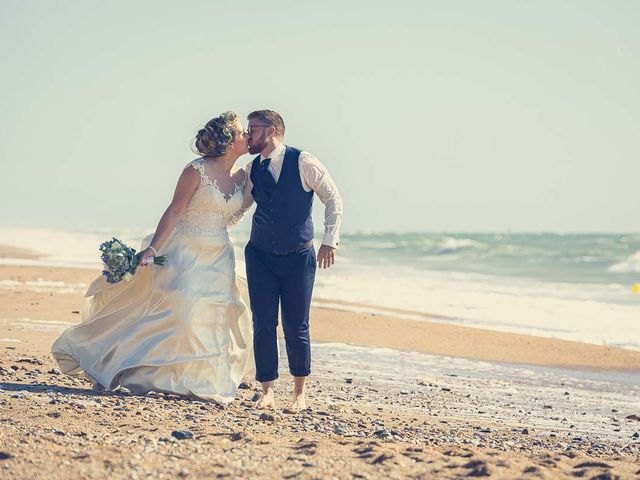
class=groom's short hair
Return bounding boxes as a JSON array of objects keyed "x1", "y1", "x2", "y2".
[{"x1": 248, "y1": 110, "x2": 285, "y2": 138}]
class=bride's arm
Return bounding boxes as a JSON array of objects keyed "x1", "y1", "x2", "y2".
[{"x1": 138, "y1": 166, "x2": 200, "y2": 266}]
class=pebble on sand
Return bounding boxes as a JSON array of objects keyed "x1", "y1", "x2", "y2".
[{"x1": 171, "y1": 430, "x2": 194, "y2": 440}]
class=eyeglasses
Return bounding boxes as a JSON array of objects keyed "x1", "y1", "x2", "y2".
[{"x1": 246, "y1": 124, "x2": 271, "y2": 134}]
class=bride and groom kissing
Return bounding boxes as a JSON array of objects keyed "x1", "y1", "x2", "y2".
[{"x1": 52, "y1": 110, "x2": 343, "y2": 413}]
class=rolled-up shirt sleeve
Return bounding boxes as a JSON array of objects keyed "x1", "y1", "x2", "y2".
[{"x1": 299, "y1": 152, "x2": 343, "y2": 248}]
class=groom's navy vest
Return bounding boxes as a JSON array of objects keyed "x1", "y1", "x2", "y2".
[{"x1": 249, "y1": 146, "x2": 314, "y2": 254}]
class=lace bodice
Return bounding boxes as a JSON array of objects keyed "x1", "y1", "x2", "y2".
[{"x1": 176, "y1": 158, "x2": 250, "y2": 235}]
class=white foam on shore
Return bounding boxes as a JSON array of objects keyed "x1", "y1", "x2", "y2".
[
  {"x1": 314, "y1": 264, "x2": 640, "y2": 350},
  {"x1": 312, "y1": 341, "x2": 640, "y2": 388}
]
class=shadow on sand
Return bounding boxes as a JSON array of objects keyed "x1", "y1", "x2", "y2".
[{"x1": 0, "y1": 381, "x2": 208, "y2": 403}]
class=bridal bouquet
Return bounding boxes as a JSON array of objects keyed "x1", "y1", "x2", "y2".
[{"x1": 99, "y1": 238, "x2": 166, "y2": 284}]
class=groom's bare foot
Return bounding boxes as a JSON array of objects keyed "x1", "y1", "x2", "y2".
[
  {"x1": 255, "y1": 382, "x2": 276, "y2": 409},
  {"x1": 283, "y1": 376, "x2": 308, "y2": 413},
  {"x1": 285, "y1": 392, "x2": 307, "y2": 413},
  {"x1": 255, "y1": 392, "x2": 276, "y2": 409}
]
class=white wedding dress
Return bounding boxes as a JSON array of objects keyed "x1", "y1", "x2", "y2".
[{"x1": 52, "y1": 158, "x2": 255, "y2": 403}]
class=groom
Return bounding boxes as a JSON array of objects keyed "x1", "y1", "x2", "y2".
[{"x1": 244, "y1": 110, "x2": 343, "y2": 412}]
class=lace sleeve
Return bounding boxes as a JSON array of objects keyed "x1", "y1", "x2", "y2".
[
  {"x1": 227, "y1": 165, "x2": 255, "y2": 228},
  {"x1": 185, "y1": 158, "x2": 205, "y2": 183}
]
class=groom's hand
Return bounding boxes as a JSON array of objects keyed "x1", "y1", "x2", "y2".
[{"x1": 317, "y1": 245, "x2": 336, "y2": 269}]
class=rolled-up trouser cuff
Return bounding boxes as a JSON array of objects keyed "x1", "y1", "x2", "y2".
[{"x1": 256, "y1": 372, "x2": 279, "y2": 382}]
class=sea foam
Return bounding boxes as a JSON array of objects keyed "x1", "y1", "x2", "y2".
[{"x1": 608, "y1": 250, "x2": 640, "y2": 273}]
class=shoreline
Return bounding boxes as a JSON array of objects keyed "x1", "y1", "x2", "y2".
[
  {"x1": 311, "y1": 303, "x2": 640, "y2": 372},
  {"x1": 0, "y1": 261, "x2": 639, "y2": 372}
]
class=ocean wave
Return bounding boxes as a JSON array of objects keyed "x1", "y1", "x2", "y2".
[
  {"x1": 434, "y1": 236, "x2": 485, "y2": 255},
  {"x1": 608, "y1": 250, "x2": 640, "y2": 273}
]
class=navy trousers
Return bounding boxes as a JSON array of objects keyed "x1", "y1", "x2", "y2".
[{"x1": 244, "y1": 241, "x2": 316, "y2": 382}]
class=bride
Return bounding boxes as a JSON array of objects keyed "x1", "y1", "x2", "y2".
[{"x1": 52, "y1": 111, "x2": 255, "y2": 403}]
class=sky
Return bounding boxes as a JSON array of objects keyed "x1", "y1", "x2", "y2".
[{"x1": 0, "y1": 0, "x2": 639, "y2": 233}]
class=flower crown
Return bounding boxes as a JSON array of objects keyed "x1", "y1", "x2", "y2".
[{"x1": 198, "y1": 111, "x2": 237, "y2": 157}]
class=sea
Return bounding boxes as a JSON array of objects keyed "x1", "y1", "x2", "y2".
[{"x1": 1, "y1": 227, "x2": 639, "y2": 351}]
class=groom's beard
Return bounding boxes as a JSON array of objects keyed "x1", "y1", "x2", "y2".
[{"x1": 248, "y1": 136, "x2": 267, "y2": 155}]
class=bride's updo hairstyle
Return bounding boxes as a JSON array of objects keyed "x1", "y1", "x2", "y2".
[{"x1": 194, "y1": 111, "x2": 239, "y2": 158}]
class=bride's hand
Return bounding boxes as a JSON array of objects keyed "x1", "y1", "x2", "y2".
[{"x1": 137, "y1": 247, "x2": 156, "y2": 267}]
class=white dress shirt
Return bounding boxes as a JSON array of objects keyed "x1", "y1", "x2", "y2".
[{"x1": 240, "y1": 143, "x2": 343, "y2": 248}]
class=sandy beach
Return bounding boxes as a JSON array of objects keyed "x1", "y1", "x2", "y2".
[
  {"x1": 1, "y1": 246, "x2": 639, "y2": 479},
  {"x1": 1, "y1": 260, "x2": 639, "y2": 372}
]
